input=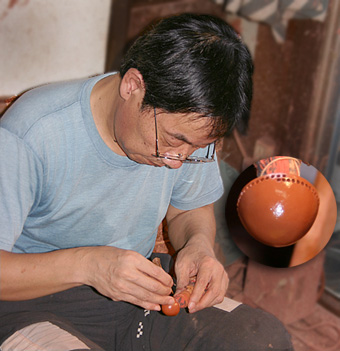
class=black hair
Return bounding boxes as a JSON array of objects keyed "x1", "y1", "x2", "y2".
[{"x1": 120, "y1": 13, "x2": 253, "y2": 138}]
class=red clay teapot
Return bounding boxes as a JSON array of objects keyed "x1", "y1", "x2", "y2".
[{"x1": 236, "y1": 157, "x2": 320, "y2": 247}]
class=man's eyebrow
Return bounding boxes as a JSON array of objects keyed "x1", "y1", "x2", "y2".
[
  {"x1": 170, "y1": 132, "x2": 211, "y2": 148},
  {"x1": 171, "y1": 133, "x2": 194, "y2": 145}
]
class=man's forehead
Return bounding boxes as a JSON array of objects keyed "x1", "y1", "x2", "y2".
[{"x1": 167, "y1": 112, "x2": 213, "y2": 129}]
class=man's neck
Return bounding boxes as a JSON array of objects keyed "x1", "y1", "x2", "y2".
[{"x1": 90, "y1": 74, "x2": 123, "y2": 154}]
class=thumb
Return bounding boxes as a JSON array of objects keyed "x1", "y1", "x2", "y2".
[{"x1": 174, "y1": 266, "x2": 191, "y2": 293}]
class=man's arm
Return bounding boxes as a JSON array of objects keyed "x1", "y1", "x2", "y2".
[
  {"x1": 0, "y1": 248, "x2": 83, "y2": 300},
  {"x1": 0, "y1": 247, "x2": 174, "y2": 310},
  {"x1": 166, "y1": 203, "x2": 229, "y2": 313}
]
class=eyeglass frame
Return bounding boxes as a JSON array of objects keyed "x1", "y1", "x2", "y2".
[{"x1": 152, "y1": 107, "x2": 216, "y2": 163}]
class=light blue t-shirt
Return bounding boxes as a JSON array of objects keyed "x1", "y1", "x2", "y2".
[{"x1": 0, "y1": 74, "x2": 224, "y2": 257}]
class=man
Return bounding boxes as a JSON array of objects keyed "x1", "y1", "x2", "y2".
[{"x1": 0, "y1": 13, "x2": 293, "y2": 350}]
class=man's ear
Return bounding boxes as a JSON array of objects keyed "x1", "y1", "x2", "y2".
[{"x1": 120, "y1": 68, "x2": 145, "y2": 101}]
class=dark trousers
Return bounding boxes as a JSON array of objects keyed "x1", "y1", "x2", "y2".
[{"x1": 0, "y1": 255, "x2": 293, "y2": 351}]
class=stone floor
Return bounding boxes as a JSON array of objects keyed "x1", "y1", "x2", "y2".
[
  {"x1": 223, "y1": 258, "x2": 340, "y2": 351},
  {"x1": 287, "y1": 303, "x2": 340, "y2": 351}
]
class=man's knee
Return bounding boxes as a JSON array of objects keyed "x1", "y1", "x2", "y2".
[
  {"x1": 211, "y1": 302, "x2": 293, "y2": 351},
  {"x1": 150, "y1": 297, "x2": 293, "y2": 351}
]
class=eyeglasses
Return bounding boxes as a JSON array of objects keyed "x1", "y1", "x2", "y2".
[{"x1": 152, "y1": 108, "x2": 215, "y2": 163}]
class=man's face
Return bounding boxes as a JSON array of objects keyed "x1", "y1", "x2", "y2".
[{"x1": 114, "y1": 106, "x2": 217, "y2": 169}]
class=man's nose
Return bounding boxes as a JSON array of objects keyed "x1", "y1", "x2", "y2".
[
  {"x1": 161, "y1": 145, "x2": 199, "y2": 169},
  {"x1": 180, "y1": 145, "x2": 199, "y2": 158}
]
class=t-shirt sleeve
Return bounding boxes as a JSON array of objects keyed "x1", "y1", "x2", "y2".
[
  {"x1": 170, "y1": 149, "x2": 224, "y2": 211},
  {"x1": 0, "y1": 128, "x2": 43, "y2": 251}
]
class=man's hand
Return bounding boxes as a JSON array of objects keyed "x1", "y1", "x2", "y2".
[
  {"x1": 0, "y1": 247, "x2": 175, "y2": 311},
  {"x1": 174, "y1": 242, "x2": 229, "y2": 313},
  {"x1": 82, "y1": 246, "x2": 175, "y2": 311},
  {"x1": 166, "y1": 203, "x2": 229, "y2": 313}
]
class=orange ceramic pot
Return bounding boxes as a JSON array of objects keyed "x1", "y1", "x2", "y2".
[{"x1": 236, "y1": 173, "x2": 320, "y2": 247}]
